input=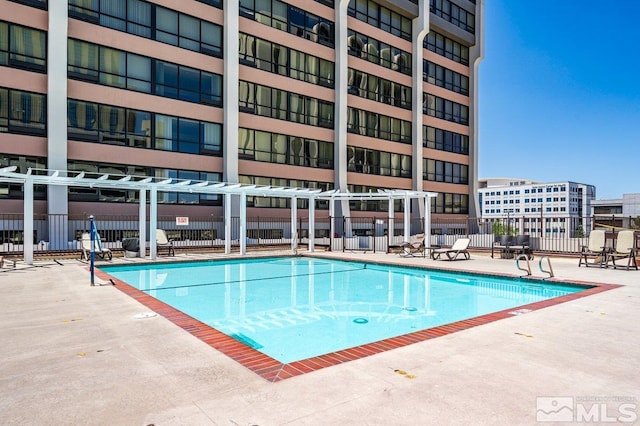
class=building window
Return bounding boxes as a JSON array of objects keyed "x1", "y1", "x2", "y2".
[
  {"x1": 0, "y1": 87, "x2": 46, "y2": 136},
  {"x1": 195, "y1": 0, "x2": 222, "y2": 8},
  {"x1": 239, "y1": 0, "x2": 334, "y2": 47},
  {"x1": 348, "y1": 184, "x2": 399, "y2": 212},
  {"x1": 348, "y1": 0, "x2": 412, "y2": 41},
  {"x1": 423, "y1": 60, "x2": 469, "y2": 96},
  {"x1": 154, "y1": 115, "x2": 222, "y2": 155},
  {"x1": 0, "y1": 155, "x2": 47, "y2": 200},
  {"x1": 347, "y1": 107, "x2": 411, "y2": 143},
  {"x1": 424, "y1": 158, "x2": 468, "y2": 184},
  {"x1": 67, "y1": 161, "x2": 222, "y2": 205},
  {"x1": 240, "y1": 33, "x2": 334, "y2": 87},
  {"x1": 314, "y1": 0, "x2": 333, "y2": 7},
  {"x1": 240, "y1": 175, "x2": 333, "y2": 210},
  {"x1": 430, "y1": 0, "x2": 475, "y2": 34},
  {"x1": 67, "y1": 99, "x2": 222, "y2": 155},
  {"x1": 423, "y1": 93, "x2": 469, "y2": 125},
  {"x1": 239, "y1": 128, "x2": 333, "y2": 168},
  {"x1": 68, "y1": 0, "x2": 223, "y2": 57},
  {"x1": 239, "y1": 81, "x2": 334, "y2": 128},
  {"x1": 8, "y1": 0, "x2": 47, "y2": 9},
  {"x1": 68, "y1": 40, "x2": 222, "y2": 106},
  {"x1": 0, "y1": 22, "x2": 46, "y2": 73},
  {"x1": 347, "y1": 30, "x2": 411, "y2": 76},
  {"x1": 432, "y1": 192, "x2": 469, "y2": 214},
  {"x1": 347, "y1": 146, "x2": 410, "y2": 177},
  {"x1": 348, "y1": 69, "x2": 411, "y2": 109},
  {"x1": 424, "y1": 30, "x2": 470, "y2": 66},
  {"x1": 422, "y1": 126, "x2": 470, "y2": 156}
]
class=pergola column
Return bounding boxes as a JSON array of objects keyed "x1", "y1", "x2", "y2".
[
  {"x1": 308, "y1": 197, "x2": 315, "y2": 252},
  {"x1": 388, "y1": 198, "x2": 395, "y2": 244},
  {"x1": 424, "y1": 196, "x2": 431, "y2": 249},
  {"x1": 149, "y1": 186, "x2": 157, "y2": 259},
  {"x1": 138, "y1": 188, "x2": 146, "y2": 258},
  {"x1": 329, "y1": 198, "x2": 335, "y2": 241},
  {"x1": 224, "y1": 193, "x2": 232, "y2": 254},
  {"x1": 23, "y1": 177, "x2": 34, "y2": 265},
  {"x1": 290, "y1": 198, "x2": 297, "y2": 251},
  {"x1": 239, "y1": 192, "x2": 247, "y2": 255},
  {"x1": 403, "y1": 195, "x2": 411, "y2": 241}
]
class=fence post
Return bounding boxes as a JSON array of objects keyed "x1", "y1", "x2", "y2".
[
  {"x1": 210, "y1": 214, "x2": 214, "y2": 248},
  {"x1": 342, "y1": 216, "x2": 346, "y2": 253},
  {"x1": 257, "y1": 216, "x2": 260, "y2": 247},
  {"x1": 372, "y1": 217, "x2": 376, "y2": 253}
]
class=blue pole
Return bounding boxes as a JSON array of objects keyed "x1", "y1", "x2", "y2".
[{"x1": 90, "y1": 215, "x2": 95, "y2": 286}]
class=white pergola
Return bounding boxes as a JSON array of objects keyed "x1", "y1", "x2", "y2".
[{"x1": 0, "y1": 166, "x2": 437, "y2": 264}]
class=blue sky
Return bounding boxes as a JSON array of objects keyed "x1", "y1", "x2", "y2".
[{"x1": 479, "y1": 0, "x2": 640, "y2": 199}]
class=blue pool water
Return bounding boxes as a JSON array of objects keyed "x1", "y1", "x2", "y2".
[{"x1": 102, "y1": 257, "x2": 584, "y2": 363}]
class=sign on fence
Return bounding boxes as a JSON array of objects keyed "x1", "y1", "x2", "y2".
[{"x1": 176, "y1": 216, "x2": 189, "y2": 226}]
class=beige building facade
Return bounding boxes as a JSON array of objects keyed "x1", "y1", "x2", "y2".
[{"x1": 0, "y1": 0, "x2": 483, "y2": 222}]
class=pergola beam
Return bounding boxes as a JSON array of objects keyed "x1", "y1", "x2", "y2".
[{"x1": 0, "y1": 168, "x2": 437, "y2": 264}]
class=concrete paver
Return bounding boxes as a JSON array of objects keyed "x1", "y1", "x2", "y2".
[{"x1": 1, "y1": 252, "x2": 638, "y2": 425}]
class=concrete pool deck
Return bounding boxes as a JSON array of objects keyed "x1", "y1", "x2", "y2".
[{"x1": 1, "y1": 251, "x2": 638, "y2": 425}]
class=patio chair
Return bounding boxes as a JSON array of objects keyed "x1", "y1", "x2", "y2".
[
  {"x1": 492, "y1": 235, "x2": 515, "y2": 259},
  {"x1": 398, "y1": 233, "x2": 425, "y2": 257},
  {"x1": 511, "y1": 235, "x2": 533, "y2": 260},
  {"x1": 606, "y1": 230, "x2": 638, "y2": 271},
  {"x1": 431, "y1": 238, "x2": 471, "y2": 261},
  {"x1": 156, "y1": 229, "x2": 175, "y2": 256},
  {"x1": 80, "y1": 232, "x2": 112, "y2": 261},
  {"x1": 578, "y1": 229, "x2": 607, "y2": 268}
]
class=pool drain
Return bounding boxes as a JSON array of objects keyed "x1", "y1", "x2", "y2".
[{"x1": 353, "y1": 318, "x2": 368, "y2": 324}]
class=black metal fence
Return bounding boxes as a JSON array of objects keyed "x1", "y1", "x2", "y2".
[{"x1": 1, "y1": 213, "x2": 638, "y2": 257}]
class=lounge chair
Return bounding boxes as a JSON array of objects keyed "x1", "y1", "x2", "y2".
[
  {"x1": 578, "y1": 229, "x2": 607, "y2": 268},
  {"x1": 80, "y1": 232, "x2": 112, "y2": 261},
  {"x1": 431, "y1": 238, "x2": 471, "y2": 261},
  {"x1": 606, "y1": 230, "x2": 638, "y2": 270},
  {"x1": 156, "y1": 229, "x2": 175, "y2": 256},
  {"x1": 398, "y1": 233, "x2": 425, "y2": 257}
]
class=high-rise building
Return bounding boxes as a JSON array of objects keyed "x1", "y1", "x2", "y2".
[{"x1": 0, "y1": 0, "x2": 483, "y2": 222}]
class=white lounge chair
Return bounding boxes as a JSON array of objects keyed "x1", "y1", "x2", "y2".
[
  {"x1": 607, "y1": 230, "x2": 638, "y2": 270},
  {"x1": 80, "y1": 232, "x2": 112, "y2": 261},
  {"x1": 431, "y1": 238, "x2": 471, "y2": 261},
  {"x1": 156, "y1": 229, "x2": 175, "y2": 256},
  {"x1": 398, "y1": 233, "x2": 425, "y2": 257},
  {"x1": 578, "y1": 229, "x2": 607, "y2": 268}
]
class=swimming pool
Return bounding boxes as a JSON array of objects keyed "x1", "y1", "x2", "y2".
[{"x1": 102, "y1": 257, "x2": 589, "y2": 365}]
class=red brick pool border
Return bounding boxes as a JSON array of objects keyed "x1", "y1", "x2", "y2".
[{"x1": 96, "y1": 268, "x2": 620, "y2": 383}]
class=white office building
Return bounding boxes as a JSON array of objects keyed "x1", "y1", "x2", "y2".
[{"x1": 478, "y1": 178, "x2": 596, "y2": 237}]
